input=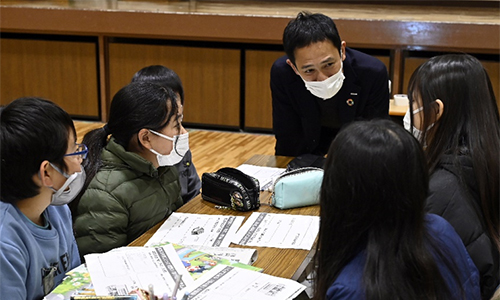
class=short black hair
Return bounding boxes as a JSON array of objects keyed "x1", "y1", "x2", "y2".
[
  {"x1": 283, "y1": 11, "x2": 342, "y2": 65},
  {"x1": 1, "y1": 97, "x2": 75, "y2": 204},
  {"x1": 131, "y1": 65, "x2": 185, "y2": 105}
]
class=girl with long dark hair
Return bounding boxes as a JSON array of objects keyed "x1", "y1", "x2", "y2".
[
  {"x1": 405, "y1": 54, "x2": 500, "y2": 299},
  {"x1": 314, "y1": 119, "x2": 480, "y2": 300}
]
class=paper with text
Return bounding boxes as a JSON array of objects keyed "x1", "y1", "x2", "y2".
[
  {"x1": 85, "y1": 245, "x2": 194, "y2": 296},
  {"x1": 234, "y1": 212, "x2": 319, "y2": 250},
  {"x1": 188, "y1": 264, "x2": 305, "y2": 300},
  {"x1": 236, "y1": 164, "x2": 286, "y2": 191},
  {"x1": 145, "y1": 212, "x2": 244, "y2": 247},
  {"x1": 184, "y1": 245, "x2": 258, "y2": 265}
]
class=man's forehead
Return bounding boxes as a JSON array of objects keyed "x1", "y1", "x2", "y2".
[{"x1": 293, "y1": 40, "x2": 340, "y2": 66}]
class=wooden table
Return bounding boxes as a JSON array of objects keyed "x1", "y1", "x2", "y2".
[{"x1": 129, "y1": 154, "x2": 319, "y2": 281}]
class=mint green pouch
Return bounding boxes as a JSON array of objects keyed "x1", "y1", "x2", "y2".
[{"x1": 271, "y1": 167, "x2": 323, "y2": 209}]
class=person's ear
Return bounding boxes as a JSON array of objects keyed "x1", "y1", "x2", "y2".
[
  {"x1": 340, "y1": 41, "x2": 346, "y2": 61},
  {"x1": 286, "y1": 59, "x2": 301, "y2": 76},
  {"x1": 180, "y1": 124, "x2": 188, "y2": 135},
  {"x1": 435, "y1": 99, "x2": 444, "y2": 121},
  {"x1": 137, "y1": 128, "x2": 152, "y2": 150},
  {"x1": 38, "y1": 160, "x2": 54, "y2": 188}
]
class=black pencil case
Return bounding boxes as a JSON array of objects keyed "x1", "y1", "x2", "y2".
[{"x1": 201, "y1": 167, "x2": 260, "y2": 211}]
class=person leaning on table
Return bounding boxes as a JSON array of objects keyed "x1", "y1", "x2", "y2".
[
  {"x1": 72, "y1": 82, "x2": 184, "y2": 258},
  {"x1": 0, "y1": 98, "x2": 83, "y2": 299},
  {"x1": 270, "y1": 11, "x2": 390, "y2": 157}
]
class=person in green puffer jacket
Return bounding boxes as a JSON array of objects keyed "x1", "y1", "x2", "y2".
[{"x1": 72, "y1": 82, "x2": 185, "y2": 258}]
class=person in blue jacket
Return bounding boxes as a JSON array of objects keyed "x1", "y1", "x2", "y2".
[
  {"x1": 271, "y1": 11, "x2": 390, "y2": 157},
  {"x1": 131, "y1": 65, "x2": 201, "y2": 203},
  {"x1": 0, "y1": 97, "x2": 84, "y2": 299},
  {"x1": 314, "y1": 119, "x2": 480, "y2": 300}
]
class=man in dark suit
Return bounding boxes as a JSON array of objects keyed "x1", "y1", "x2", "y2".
[{"x1": 271, "y1": 11, "x2": 390, "y2": 157}]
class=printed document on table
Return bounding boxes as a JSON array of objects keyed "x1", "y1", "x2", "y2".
[
  {"x1": 236, "y1": 164, "x2": 286, "y2": 191},
  {"x1": 188, "y1": 264, "x2": 305, "y2": 300},
  {"x1": 85, "y1": 244, "x2": 194, "y2": 296},
  {"x1": 184, "y1": 245, "x2": 258, "y2": 265},
  {"x1": 145, "y1": 212, "x2": 244, "y2": 247},
  {"x1": 234, "y1": 212, "x2": 320, "y2": 250}
]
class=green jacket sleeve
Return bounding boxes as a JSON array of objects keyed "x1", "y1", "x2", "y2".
[{"x1": 74, "y1": 187, "x2": 129, "y2": 258}]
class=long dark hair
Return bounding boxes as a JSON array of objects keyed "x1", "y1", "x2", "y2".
[
  {"x1": 407, "y1": 54, "x2": 500, "y2": 249},
  {"x1": 69, "y1": 82, "x2": 179, "y2": 214},
  {"x1": 314, "y1": 119, "x2": 458, "y2": 300}
]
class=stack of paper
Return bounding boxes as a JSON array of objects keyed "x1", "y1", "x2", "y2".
[
  {"x1": 146, "y1": 212, "x2": 319, "y2": 251},
  {"x1": 85, "y1": 245, "x2": 194, "y2": 296},
  {"x1": 48, "y1": 212, "x2": 319, "y2": 299},
  {"x1": 144, "y1": 212, "x2": 244, "y2": 248},
  {"x1": 84, "y1": 244, "x2": 306, "y2": 299},
  {"x1": 233, "y1": 213, "x2": 320, "y2": 250},
  {"x1": 150, "y1": 243, "x2": 262, "y2": 281}
]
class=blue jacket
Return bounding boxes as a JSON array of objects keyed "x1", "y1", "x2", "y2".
[
  {"x1": 326, "y1": 214, "x2": 480, "y2": 300},
  {"x1": 0, "y1": 202, "x2": 81, "y2": 300},
  {"x1": 270, "y1": 48, "x2": 389, "y2": 156}
]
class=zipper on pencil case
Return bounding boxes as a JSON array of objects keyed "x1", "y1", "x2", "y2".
[{"x1": 270, "y1": 167, "x2": 323, "y2": 192}]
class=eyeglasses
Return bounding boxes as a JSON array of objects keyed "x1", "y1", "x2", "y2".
[{"x1": 64, "y1": 143, "x2": 88, "y2": 160}]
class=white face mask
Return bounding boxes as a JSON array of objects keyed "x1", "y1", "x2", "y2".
[
  {"x1": 49, "y1": 163, "x2": 86, "y2": 206},
  {"x1": 149, "y1": 130, "x2": 189, "y2": 167},
  {"x1": 403, "y1": 107, "x2": 434, "y2": 142},
  {"x1": 301, "y1": 54, "x2": 345, "y2": 100}
]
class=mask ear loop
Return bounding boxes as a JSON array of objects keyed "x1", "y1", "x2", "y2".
[
  {"x1": 172, "y1": 110, "x2": 185, "y2": 157},
  {"x1": 173, "y1": 135, "x2": 182, "y2": 156},
  {"x1": 149, "y1": 129, "x2": 178, "y2": 157}
]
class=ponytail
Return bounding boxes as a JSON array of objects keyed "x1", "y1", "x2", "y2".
[
  {"x1": 69, "y1": 125, "x2": 109, "y2": 217},
  {"x1": 69, "y1": 81, "x2": 179, "y2": 218}
]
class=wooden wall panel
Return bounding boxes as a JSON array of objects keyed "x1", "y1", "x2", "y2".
[
  {"x1": 245, "y1": 50, "x2": 284, "y2": 130},
  {"x1": 403, "y1": 57, "x2": 500, "y2": 110},
  {"x1": 402, "y1": 57, "x2": 426, "y2": 94},
  {"x1": 482, "y1": 60, "x2": 500, "y2": 109},
  {"x1": 374, "y1": 56, "x2": 391, "y2": 73},
  {"x1": 374, "y1": 55, "x2": 392, "y2": 93},
  {"x1": 0, "y1": 38, "x2": 99, "y2": 117},
  {"x1": 108, "y1": 43, "x2": 240, "y2": 127}
]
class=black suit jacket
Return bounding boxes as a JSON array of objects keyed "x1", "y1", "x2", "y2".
[{"x1": 270, "y1": 47, "x2": 390, "y2": 156}]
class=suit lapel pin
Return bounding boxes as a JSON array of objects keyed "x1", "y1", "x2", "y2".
[{"x1": 347, "y1": 99, "x2": 354, "y2": 106}]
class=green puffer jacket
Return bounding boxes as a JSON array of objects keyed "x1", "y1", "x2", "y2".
[{"x1": 74, "y1": 138, "x2": 183, "y2": 257}]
